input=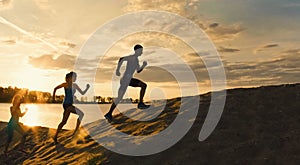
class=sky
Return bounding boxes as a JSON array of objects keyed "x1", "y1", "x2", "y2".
[{"x1": 0, "y1": 0, "x2": 299, "y2": 101}]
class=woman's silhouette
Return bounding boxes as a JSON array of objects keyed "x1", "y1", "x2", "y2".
[
  {"x1": 52, "y1": 71, "x2": 90, "y2": 143},
  {"x1": 4, "y1": 94, "x2": 28, "y2": 155}
]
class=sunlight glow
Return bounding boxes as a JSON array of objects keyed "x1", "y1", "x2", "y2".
[{"x1": 21, "y1": 104, "x2": 41, "y2": 127}]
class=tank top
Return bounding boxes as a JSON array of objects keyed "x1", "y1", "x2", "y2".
[{"x1": 63, "y1": 87, "x2": 76, "y2": 104}]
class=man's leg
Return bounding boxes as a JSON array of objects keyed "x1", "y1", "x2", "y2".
[
  {"x1": 138, "y1": 82, "x2": 147, "y2": 103},
  {"x1": 129, "y1": 78, "x2": 149, "y2": 109},
  {"x1": 105, "y1": 84, "x2": 127, "y2": 121}
]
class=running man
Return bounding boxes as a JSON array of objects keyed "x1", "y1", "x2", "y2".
[
  {"x1": 52, "y1": 71, "x2": 90, "y2": 143},
  {"x1": 104, "y1": 44, "x2": 150, "y2": 122}
]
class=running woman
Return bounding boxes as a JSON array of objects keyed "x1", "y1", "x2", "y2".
[{"x1": 53, "y1": 71, "x2": 90, "y2": 143}]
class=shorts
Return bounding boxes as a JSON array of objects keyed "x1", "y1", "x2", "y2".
[
  {"x1": 119, "y1": 78, "x2": 145, "y2": 93},
  {"x1": 129, "y1": 78, "x2": 143, "y2": 87},
  {"x1": 63, "y1": 104, "x2": 74, "y2": 111}
]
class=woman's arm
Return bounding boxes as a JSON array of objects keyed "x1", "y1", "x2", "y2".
[
  {"x1": 52, "y1": 83, "x2": 65, "y2": 102},
  {"x1": 20, "y1": 108, "x2": 28, "y2": 117},
  {"x1": 12, "y1": 106, "x2": 27, "y2": 117},
  {"x1": 74, "y1": 83, "x2": 90, "y2": 95}
]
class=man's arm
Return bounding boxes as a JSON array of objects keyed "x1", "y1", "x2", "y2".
[
  {"x1": 116, "y1": 57, "x2": 126, "y2": 76},
  {"x1": 137, "y1": 61, "x2": 147, "y2": 73}
]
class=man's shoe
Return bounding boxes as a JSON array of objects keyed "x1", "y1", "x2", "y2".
[
  {"x1": 138, "y1": 102, "x2": 150, "y2": 109},
  {"x1": 104, "y1": 113, "x2": 113, "y2": 122}
]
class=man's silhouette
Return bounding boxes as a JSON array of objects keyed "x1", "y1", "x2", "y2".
[{"x1": 104, "y1": 44, "x2": 150, "y2": 122}]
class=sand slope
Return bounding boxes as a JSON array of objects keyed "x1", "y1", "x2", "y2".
[{"x1": 0, "y1": 84, "x2": 300, "y2": 164}]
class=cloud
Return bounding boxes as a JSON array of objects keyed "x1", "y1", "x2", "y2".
[
  {"x1": 94, "y1": 64, "x2": 185, "y2": 84},
  {"x1": 83, "y1": 46, "x2": 300, "y2": 91},
  {"x1": 254, "y1": 43, "x2": 279, "y2": 54},
  {"x1": 209, "y1": 23, "x2": 219, "y2": 28},
  {"x1": 225, "y1": 49, "x2": 300, "y2": 87},
  {"x1": 262, "y1": 44, "x2": 279, "y2": 48},
  {"x1": 0, "y1": 0, "x2": 13, "y2": 10},
  {"x1": 218, "y1": 46, "x2": 240, "y2": 53},
  {"x1": 122, "y1": 0, "x2": 244, "y2": 43},
  {"x1": 280, "y1": 48, "x2": 300, "y2": 55},
  {"x1": 94, "y1": 67, "x2": 122, "y2": 83},
  {"x1": 0, "y1": 16, "x2": 59, "y2": 51},
  {"x1": 136, "y1": 65, "x2": 181, "y2": 83},
  {"x1": 33, "y1": 0, "x2": 51, "y2": 10},
  {"x1": 28, "y1": 54, "x2": 76, "y2": 70},
  {"x1": 93, "y1": 60, "x2": 210, "y2": 84},
  {"x1": 28, "y1": 53, "x2": 99, "y2": 71},
  {"x1": 185, "y1": 52, "x2": 225, "y2": 69},
  {"x1": 185, "y1": 52, "x2": 211, "y2": 59},
  {"x1": 134, "y1": 59, "x2": 212, "y2": 84},
  {"x1": 123, "y1": 0, "x2": 193, "y2": 15},
  {"x1": 206, "y1": 23, "x2": 246, "y2": 42},
  {"x1": 2, "y1": 39, "x2": 16, "y2": 45},
  {"x1": 59, "y1": 41, "x2": 76, "y2": 48}
]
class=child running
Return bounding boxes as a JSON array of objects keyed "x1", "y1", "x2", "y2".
[
  {"x1": 4, "y1": 94, "x2": 29, "y2": 155},
  {"x1": 52, "y1": 71, "x2": 90, "y2": 143}
]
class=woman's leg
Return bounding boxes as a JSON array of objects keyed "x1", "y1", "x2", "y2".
[
  {"x1": 68, "y1": 106, "x2": 84, "y2": 136},
  {"x1": 14, "y1": 123, "x2": 27, "y2": 149},
  {"x1": 54, "y1": 109, "x2": 71, "y2": 142},
  {"x1": 4, "y1": 124, "x2": 14, "y2": 153}
]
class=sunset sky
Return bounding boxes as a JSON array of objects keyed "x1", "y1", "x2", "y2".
[{"x1": 0, "y1": 0, "x2": 299, "y2": 101}]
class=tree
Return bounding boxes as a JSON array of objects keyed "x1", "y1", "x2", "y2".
[
  {"x1": 100, "y1": 97, "x2": 106, "y2": 103},
  {"x1": 107, "y1": 97, "x2": 113, "y2": 103},
  {"x1": 94, "y1": 96, "x2": 101, "y2": 103}
]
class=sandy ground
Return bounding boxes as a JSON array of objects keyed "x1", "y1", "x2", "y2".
[{"x1": 0, "y1": 84, "x2": 299, "y2": 164}]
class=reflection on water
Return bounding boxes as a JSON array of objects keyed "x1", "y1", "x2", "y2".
[{"x1": 0, "y1": 103, "x2": 133, "y2": 130}]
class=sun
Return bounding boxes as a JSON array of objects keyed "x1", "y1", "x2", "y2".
[{"x1": 21, "y1": 104, "x2": 41, "y2": 127}]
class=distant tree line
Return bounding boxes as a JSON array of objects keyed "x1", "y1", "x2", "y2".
[
  {"x1": 0, "y1": 86, "x2": 54, "y2": 103},
  {"x1": 0, "y1": 86, "x2": 139, "y2": 104},
  {"x1": 93, "y1": 96, "x2": 139, "y2": 104}
]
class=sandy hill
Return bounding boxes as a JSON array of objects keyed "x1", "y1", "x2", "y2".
[{"x1": 0, "y1": 83, "x2": 299, "y2": 164}]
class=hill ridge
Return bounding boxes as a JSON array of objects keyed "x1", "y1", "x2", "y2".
[{"x1": 0, "y1": 83, "x2": 299, "y2": 164}]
